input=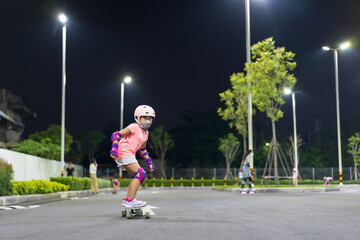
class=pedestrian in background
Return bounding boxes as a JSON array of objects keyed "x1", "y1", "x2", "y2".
[
  {"x1": 90, "y1": 159, "x2": 98, "y2": 194},
  {"x1": 110, "y1": 177, "x2": 120, "y2": 194},
  {"x1": 66, "y1": 162, "x2": 76, "y2": 177}
]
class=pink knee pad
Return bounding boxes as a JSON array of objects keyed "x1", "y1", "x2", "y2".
[{"x1": 133, "y1": 168, "x2": 146, "y2": 184}]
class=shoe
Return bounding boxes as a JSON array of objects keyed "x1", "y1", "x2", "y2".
[{"x1": 122, "y1": 198, "x2": 147, "y2": 208}]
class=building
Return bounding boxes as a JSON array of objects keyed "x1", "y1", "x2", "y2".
[{"x1": 0, "y1": 89, "x2": 36, "y2": 148}]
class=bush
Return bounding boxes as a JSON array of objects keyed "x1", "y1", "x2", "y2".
[
  {"x1": 98, "y1": 178, "x2": 112, "y2": 189},
  {"x1": 50, "y1": 177, "x2": 91, "y2": 190},
  {"x1": 0, "y1": 158, "x2": 14, "y2": 196},
  {"x1": 12, "y1": 180, "x2": 69, "y2": 195},
  {"x1": 51, "y1": 177, "x2": 111, "y2": 190}
]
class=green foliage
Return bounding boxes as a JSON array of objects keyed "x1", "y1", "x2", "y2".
[
  {"x1": 11, "y1": 124, "x2": 73, "y2": 161},
  {"x1": 218, "y1": 133, "x2": 241, "y2": 157},
  {"x1": 50, "y1": 177, "x2": 111, "y2": 190},
  {"x1": 29, "y1": 124, "x2": 73, "y2": 153},
  {"x1": 0, "y1": 158, "x2": 14, "y2": 196},
  {"x1": 149, "y1": 125, "x2": 175, "y2": 158},
  {"x1": 246, "y1": 37, "x2": 297, "y2": 122},
  {"x1": 149, "y1": 125, "x2": 174, "y2": 179},
  {"x1": 67, "y1": 140, "x2": 84, "y2": 165},
  {"x1": 348, "y1": 132, "x2": 360, "y2": 164},
  {"x1": 218, "y1": 73, "x2": 249, "y2": 137},
  {"x1": 97, "y1": 178, "x2": 112, "y2": 188},
  {"x1": 12, "y1": 139, "x2": 61, "y2": 160},
  {"x1": 12, "y1": 180, "x2": 69, "y2": 195},
  {"x1": 80, "y1": 130, "x2": 106, "y2": 163}
]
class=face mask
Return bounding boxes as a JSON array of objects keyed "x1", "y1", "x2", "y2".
[{"x1": 140, "y1": 120, "x2": 152, "y2": 130}]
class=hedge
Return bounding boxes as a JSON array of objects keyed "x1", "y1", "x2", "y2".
[
  {"x1": 0, "y1": 158, "x2": 14, "y2": 196},
  {"x1": 12, "y1": 180, "x2": 69, "y2": 195},
  {"x1": 50, "y1": 177, "x2": 112, "y2": 190}
]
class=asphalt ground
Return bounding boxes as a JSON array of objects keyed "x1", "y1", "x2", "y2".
[{"x1": 1, "y1": 188, "x2": 359, "y2": 240}]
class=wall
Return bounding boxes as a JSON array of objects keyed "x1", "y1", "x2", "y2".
[{"x1": 0, "y1": 149, "x2": 84, "y2": 181}]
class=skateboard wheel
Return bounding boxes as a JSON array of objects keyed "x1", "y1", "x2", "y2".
[
  {"x1": 121, "y1": 210, "x2": 126, "y2": 217},
  {"x1": 126, "y1": 212, "x2": 133, "y2": 219},
  {"x1": 145, "y1": 212, "x2": 150, "y2": 219}
]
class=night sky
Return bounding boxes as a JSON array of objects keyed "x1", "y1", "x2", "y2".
[{"x1": 1, "y1": 0, "x2": 360, "y2": 140}]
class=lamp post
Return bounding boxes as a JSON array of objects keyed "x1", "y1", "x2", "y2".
[
  {"x1": 284, "y1": 88, "x2": 298, "y2": 186},
  {"x1": 59, "y1": 13, "x2": 67, "y2": 176},
  {"x1": 120, "y1": 76, "x2": 132, "y2": 130},
  {"x1": 322, "y1": 41, "x2": 350, "y2": 184},
  {"x1": 245, "y1": 0, "x2": 253, "y2": 169}
]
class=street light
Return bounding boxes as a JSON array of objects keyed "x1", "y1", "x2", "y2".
[
  {"x1": 245, "y1": 0, "x2": 254, "y2": 169},
  {"x1": 284, "y1": 88, "x2": 298, "y2": 186},
  {"x1": 322, "y1": 41, "x2": 351, "y2": 184},
  {"x1": 120, "y1": 76, "x2": 132, "y2": 130},
  {"x1": 58, "y1": 13, "x2": 67, "y2": 176}
]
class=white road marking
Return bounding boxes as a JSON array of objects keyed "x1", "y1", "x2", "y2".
[
  {"x1": 142, "y1": 205, "x2": 159, "y2": 216},
  {"x1": 0, "y1": 205, "x2": 41, "y2": 210}
]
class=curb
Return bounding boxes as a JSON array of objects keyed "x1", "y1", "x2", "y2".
[
  {"x1": 0, "y1": 188, "x2": 113, "y2": 206},
  {"x1": 212, "y1": 186, "x2": 341, "y2": 193}
]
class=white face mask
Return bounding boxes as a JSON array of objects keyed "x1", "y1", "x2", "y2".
[{"x1": 140, "y1": 120, "x2": 152, "y2": 130}]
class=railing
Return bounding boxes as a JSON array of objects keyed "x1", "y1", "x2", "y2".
[{"x1": 97, "y1": 166, "x2": 360, "y2": 181}]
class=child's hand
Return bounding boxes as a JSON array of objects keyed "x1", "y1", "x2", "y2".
[{"x1": 145, "y1": 158, "x2": 155, "y2": 172}]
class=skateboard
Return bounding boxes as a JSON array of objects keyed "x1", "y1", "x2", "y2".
[
  {"x1": 121, "y1": 205, "x2": 150, "y2": 219},
  {"x1": 240, "y1": 189, "x2": 256, "y2": 195}
]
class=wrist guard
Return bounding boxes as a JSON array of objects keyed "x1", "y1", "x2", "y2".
[
  {"x1": 110, "y1": 131, "x2": 122, "y2": 160},
  {"x1": 138, "y1": 148, "x2": 154, "y2": 170}
]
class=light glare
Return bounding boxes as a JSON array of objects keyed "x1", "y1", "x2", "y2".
[
  {"x1": 59, "y1": 14, "x2": 67, "y2": 23},
  {"x1": 340, "y1": 41, "x2": 350, "y2": 50},
  {"x1": 322, "y1": 46, "x2": 330, "y2": 51},
  {"x1": 124, "y1": 76, "x2": 132, "y2": 84},
  {"x1": 284, "y1": 88, "x2": 292, "y2": 95}
]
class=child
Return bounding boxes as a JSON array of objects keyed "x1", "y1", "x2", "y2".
[
  {"x1": 323, "y1": 176, "x2": 333, "y2": 186},
  {"x1": 110, "y1": 105, "x2": 155, "y2": 208},
  {"x1": 110, "y1": 177, "x2": 120, "y2": 194},
  {"x1": 240, "y1": 150, "x2": 254, "y2": 193}
]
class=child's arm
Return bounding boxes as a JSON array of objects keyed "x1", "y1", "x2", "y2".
[
  {"x1": 138, "y1": 143, "x2": 154, "y2": 172},
  {"x1": 110, "y1": 128, "x2": 132, "y2": 159}
]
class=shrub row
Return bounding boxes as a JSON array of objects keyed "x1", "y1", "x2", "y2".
[
  {"x1": 50, "y1": 177, "x2": 112, "y2": 190},
  {"x1": 118, "y1": 178, "x2": 360, "y2": 188},
  {"x1": 0, "y1": 158, "x2": 14, "y2": 196},
  {"x1": 12, "y1": 180, "x2": 69, "y2": 195}
]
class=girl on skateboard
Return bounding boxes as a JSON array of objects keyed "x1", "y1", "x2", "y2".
[
  {"x1": 109, "y1": 105, "x2": 155, "y2": 208},
  {"x1": 240, "y1": 150, "x2": 254, "y2": 194}
]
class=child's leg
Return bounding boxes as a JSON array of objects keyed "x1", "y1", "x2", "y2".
[{"x1": 123, "y1": 162, "x2": 143, "y2": 199}]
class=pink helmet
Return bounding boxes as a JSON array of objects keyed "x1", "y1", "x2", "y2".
[{"x1": 134, "y1": 105, "x2": 156, "y2": 123}]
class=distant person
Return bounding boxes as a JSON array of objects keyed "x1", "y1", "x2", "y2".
[
  {"x1": 109, "y1": 105, "x2": 155, "y2": 208},
  {"x1": 292, "y1": 168, "x2": 297, "y2": 186},
  {"x1": 240, "y1": 150, "x2": 254, "y2": 193},
  {"x1": 66, "y1": 162, "x2": 76, "y2": 177},
  {"x1": 323, "y1": 176, "x2": 333, "y2": 186},
  {"x1": 110, "y1": 177, "x2": 120, "y2": 194},
  {"x1": 89, "y1": 159, "x2": 98, "y2": 194}
]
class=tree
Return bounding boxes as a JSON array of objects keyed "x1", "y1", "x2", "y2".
[
  {"x1": 29, "y1": 124, "x2": 73, "y2": 153},
  {"x1": 11, "y1": 125, "x2": 73, "y2": 161},
  {"x1": 67, "y1": 140, "x2": 84, "y2": 165},
  {"x1": 80, "y1": 130, "x2": 106, "y2": 164},
  {"x1": 218, "y1": 72, "x2": 250, "y2": 165},
  {"x1": 246, "y1": 37, "x2": 297, "y2": 185},
  {"x1": 347, "y1": 132, "x2": 360, "y2": 181},
  {"x1": 12, "y1": 138, "x2": 61, "y2": 160},
  {"x1": 218, "y1": 133, "x2": 241, "y2": 179},
  {"x1": 149, "y1": 125, "x2": 174, "y2": 179}
]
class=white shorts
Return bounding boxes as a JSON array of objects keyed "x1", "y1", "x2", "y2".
[{"x1": 116, "y1": 155, "x2": 138, "y2": 171}]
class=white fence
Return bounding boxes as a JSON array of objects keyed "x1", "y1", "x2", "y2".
[{"x1": 0, "y1": 149, "x2": 84, "y2": 181}]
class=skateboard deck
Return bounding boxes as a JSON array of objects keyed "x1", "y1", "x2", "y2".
[{"x1": 121, "y1": 205, "x2": 150, "y2": 219}]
